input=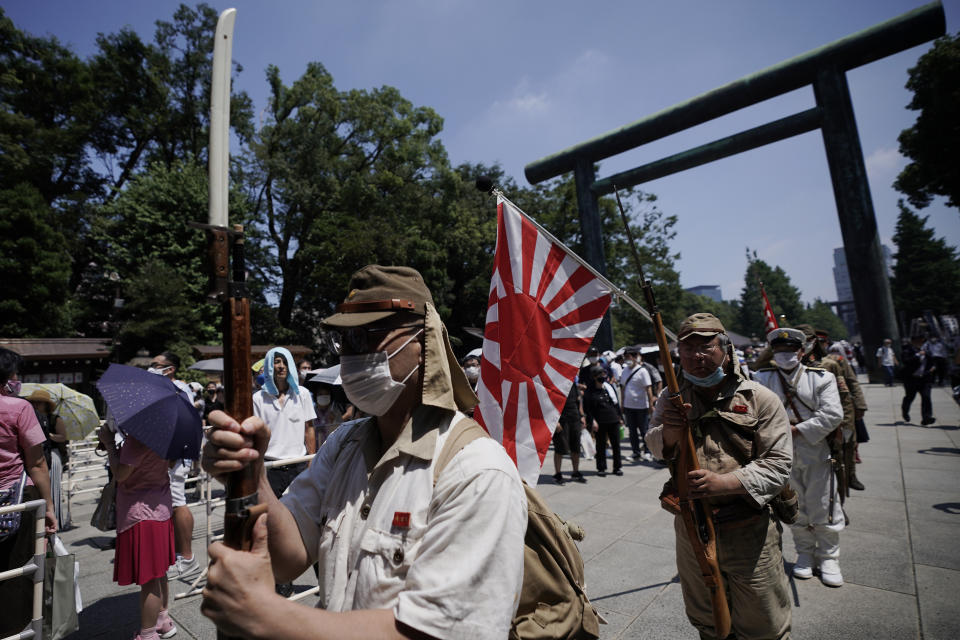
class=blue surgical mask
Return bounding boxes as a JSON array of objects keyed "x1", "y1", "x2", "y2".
[{"x1": 683, "y1": 366, "x2": 726, "y2": 388}]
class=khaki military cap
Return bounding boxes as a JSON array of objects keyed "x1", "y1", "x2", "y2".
[
  {"x1": 321, "y1": 265, "x2": 435, "y2": 327},
  {"x1": 677, "y1": 313, "x2": 726, "y2": 341}
]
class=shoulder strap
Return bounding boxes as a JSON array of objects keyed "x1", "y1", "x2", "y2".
[
  {"x1": 432, "y1": 416, "x2": 489, "y2": 485},
  {"x1": 622, "y1": 366, "x2": 640, "y2": 388}
]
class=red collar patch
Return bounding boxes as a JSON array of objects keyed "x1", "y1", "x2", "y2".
[
  {"x1": 392, "y1": 511, "x2": 411, "y2": 528},
  {"x1": 732, "y1": 405, "x2": 749, "y2": 414}
]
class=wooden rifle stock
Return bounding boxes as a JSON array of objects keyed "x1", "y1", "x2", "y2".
[
  {"x1": 613, "y1": 188, "x2": 731, "y2": 639},
  {"x1": 198, "y1": 224, "x2": 266, "y2": 640}
]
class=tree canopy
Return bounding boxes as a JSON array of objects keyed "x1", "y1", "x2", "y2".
[
  {"x1": 737, "y1": 250, "x2": 805, "y2": 340},
  {"x1": 894, "y1": 32, "x2": 960, "y2": 211},
  {"x1": 890, "y1": 200, "x2": 960, "y2": 320}
]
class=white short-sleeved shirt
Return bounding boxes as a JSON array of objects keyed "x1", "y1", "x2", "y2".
[
  {"x1": 281, "y1": 408, "x2": 527, "y2": 640},
  {"x1": 254, "y1": 387, "x2": 317, "y2": 460},
  {"x1": 620, "y1": 363, "x2": 653, "y2": 409}
]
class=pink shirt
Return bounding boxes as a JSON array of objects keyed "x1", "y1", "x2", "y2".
[
  {"x1": 115, "y1": 436, "x2": 172, "y2": 533},
  {"x1": 0, "y1": 395, "x2": 45, "y2": 490}
]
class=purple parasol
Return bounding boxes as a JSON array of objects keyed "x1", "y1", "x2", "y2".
[{"x1": 96, "y1": 363, "x2": 203, "y2": 460}]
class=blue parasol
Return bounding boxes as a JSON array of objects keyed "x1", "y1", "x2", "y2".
[{"x1": 96, "y1": 363, "x2": 203, "y2": 460}]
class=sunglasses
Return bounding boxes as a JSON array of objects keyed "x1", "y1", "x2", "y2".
[{"x1": 326, "y1": 323, "x2": 422, "y2": 355}]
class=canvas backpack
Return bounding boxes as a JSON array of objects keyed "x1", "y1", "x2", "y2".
[{"x1": 434, "y1": 418, "x2": 603, "y2": 640}]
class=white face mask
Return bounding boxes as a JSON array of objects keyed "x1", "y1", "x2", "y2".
[
  {"x1": 773, "y1": 351, "x2": 800, "y2": 371},
  {"x1": 463, "y1": 365, "x2": 480, "y2": 382},
  {"x1": 147, "y1": 366, "x2": 170, "y2": 376},
  {"x1": 316, "y1": 394, "x2": 331, "y2": 406},
  {"x1": 340, "y1": 329, "x2": 423, "y2": 416}
]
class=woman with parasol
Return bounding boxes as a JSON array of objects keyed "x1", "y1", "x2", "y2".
[{"x1": 96, "y1": 363, "x2": 203, "y2": 640}]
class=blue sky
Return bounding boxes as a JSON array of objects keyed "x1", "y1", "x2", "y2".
[{"x1": 7, "y1": 0, "x2": 960, "y2": 307}]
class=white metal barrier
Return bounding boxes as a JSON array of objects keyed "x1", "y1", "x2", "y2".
[{"x1": 0, "y1": 498, "x2": 47, "y2": 640}]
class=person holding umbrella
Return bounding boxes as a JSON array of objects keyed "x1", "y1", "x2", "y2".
[{"x1": 97, "y1": 363, "x2": 203, "y2": 640}]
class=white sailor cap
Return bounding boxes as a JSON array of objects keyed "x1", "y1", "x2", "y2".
[{"x1": 766, "y1": 327, "x2": 805, "y2": 347}]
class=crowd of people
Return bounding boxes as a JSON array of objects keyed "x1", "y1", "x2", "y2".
[{"x1": 2, "y1": 261, "x2": 958, "y2": 639}]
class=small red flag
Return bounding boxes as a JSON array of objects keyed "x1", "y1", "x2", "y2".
[{"x1": 760, "y1": 281, "x2": 778, "y2": 335}]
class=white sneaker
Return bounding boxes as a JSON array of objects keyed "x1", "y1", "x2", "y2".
[
  {"x1": 166, "y1": 555, "x2": 183, "y2": 579},
  {"x1": 642, "y1": 451, "x2": 653, "y2": 462},
  {"x1": 819, "y1": 559, "x2": 843, "y2": 587},
  {"x1": 793, "y1": 553, "x2": 813, "y2": 579},
  {"x1": 177, "y1": 555, "x2": 201, "y2": 579}
]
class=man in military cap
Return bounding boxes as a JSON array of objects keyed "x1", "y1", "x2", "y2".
[
  {"x1": 755, "y1": 328, "x2": 845, "y2": 587},
  {"x1": 822, "y1": 335, "x2": 868, "y2": 490},
  {"x1": 646, "y1": 313, "x2": 793, "y2": 639},
  {"x1": 201, "y1": 265, "x2": 527, "y2": 639}
]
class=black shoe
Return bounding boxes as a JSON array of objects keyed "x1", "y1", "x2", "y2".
[
  {"x1": 849, "y1": 478, "x2": 865, "y2": 491},
  {"x1": 275, "y1": 582, "x2": 294, "y2": 597},
  {"x1": 902, "y1": 411, "x2": 911, "y2": 423},
  {"x1": 921, "y1": 417, "x2": 936, "y2": 426},
  {"x1": 571, "y1": 472, "x2": 587, "y2": 483},
  {"x1": 552, "y1": 472, "x2": 565, "y2": 486},
  {"x1": 596, "y1": 470, "x2": 606, "y2": 477},
  {"x1": 613, "y1": 469, "x2": 624, "y2": 476}
]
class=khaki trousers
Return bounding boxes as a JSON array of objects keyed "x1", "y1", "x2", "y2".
[{"x1": 674, "y1": 514, "x2": 792, "y2": 640}]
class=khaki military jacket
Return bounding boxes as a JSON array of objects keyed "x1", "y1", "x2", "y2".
[
  {"x1": 809, "y1": 356, "x2": 854, "y2": 433},
  {"x1": 827, "y1": 354, "x2": 867, "y2": 412},
  {"x1": 646, "y1": 367, "x2": 793, "y2": 510}
]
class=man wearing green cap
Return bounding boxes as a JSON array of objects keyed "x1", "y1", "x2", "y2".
[
  {"x1": 201, "y1": 265, "x2": 527, "y2": 640},
  {"x1": 646, "y1": 313, "x2": 793, "y2": 639}
]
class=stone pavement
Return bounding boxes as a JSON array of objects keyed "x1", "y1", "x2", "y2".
[{"x1": 58, "y1": 380, "x2": 959, "y2": 639}]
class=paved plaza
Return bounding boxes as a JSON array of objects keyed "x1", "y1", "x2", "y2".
[{"x1": 57, "y1": 379, "x2": 959, "y2": 639}]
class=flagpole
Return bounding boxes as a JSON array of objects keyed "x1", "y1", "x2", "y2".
[{"x1": 494, "y1": 189, "x2": 678, "y2": 342}]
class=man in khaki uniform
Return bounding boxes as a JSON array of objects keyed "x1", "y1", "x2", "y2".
[
  {"x1": 818, "y1": 331, "x2": 868, "y2": 491},
  {"x1": 646, "y1": 313, "x2": 793, "y2": 640}
]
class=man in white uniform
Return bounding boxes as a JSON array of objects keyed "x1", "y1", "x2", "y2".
[
  {"x1": 754, "y1": 328, "x2": 845, "y2": 587},
  {"x1": 201, "y1": 265, "x2": 527, "y2": 640}
]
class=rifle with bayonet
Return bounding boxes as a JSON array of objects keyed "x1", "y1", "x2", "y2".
[
  {"x1": 613, "y1": 187, "x2": 731, "y2": 640},
  {"x1": 191, "y1": 9, "x2": 266, "y2": 639}
]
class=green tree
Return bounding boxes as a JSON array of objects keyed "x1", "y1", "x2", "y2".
[
  {"x1": 738, "y1": 250, "x2": 805, "y2": 340},
  {"x1": 894, "y1": 33, "x2": 960, "y2": 211},
  {"x1": 90, "y1": 160, "x2": 227, "y2": 354},
  {"x1": 0, "y1": 184, "x2": 73, "y2": 336},
  {"x1": 890, "y1": 200, "x2": 960, "y2": 319},
  {"x1": 245, "y1": 62, "x2": 449, "y2": 343},
  {"x1": 677, "y1": 291, "x2": 740, "y2": 336},
  {"x1": 800, "y1": 299, "x2": 848, "y2": 340},
  {"x1": 89, "y1": 3, "x2": 254, "y2": 199}
]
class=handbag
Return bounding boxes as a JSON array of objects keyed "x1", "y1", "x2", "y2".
[
  {"x1": 90, "y1": 479, "x2": 116, "y2": 532},
  {"x1": 43, "y1": 534, "x2": 80, "y2": 640},
  {"x1": 0, "y1": 469, "x2": 27, "y2": 541}
]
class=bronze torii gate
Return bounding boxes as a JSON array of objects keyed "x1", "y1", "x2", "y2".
[{"x1": 524, "y1": 1, "x2": 945, "y2": 379}]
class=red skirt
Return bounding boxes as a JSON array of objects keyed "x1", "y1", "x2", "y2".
[{"x1": 113, "y1": 519, "x2": 175, "y2": 586}]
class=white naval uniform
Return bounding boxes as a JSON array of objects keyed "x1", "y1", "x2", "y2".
[{"x1": 754, "y1": 363, "x2": 844, "y2": 561}]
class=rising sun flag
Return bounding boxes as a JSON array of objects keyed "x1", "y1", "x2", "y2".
[{"x1": 475, "y1": 195, "x2": 612, "y2": 484}]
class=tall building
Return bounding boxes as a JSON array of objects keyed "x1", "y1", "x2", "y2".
[
  {"x1": 833, "y1": 245, "x2": 893, "y2": 337},
  {"x1": 684, "y1": 285, "x2": 722, "y2": 303}
]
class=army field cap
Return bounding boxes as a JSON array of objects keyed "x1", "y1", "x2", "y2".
[
  {"x1": 793, "y1": 323, "x2": 816, "y2": 341},
  {"x1": 767, "y1": 327, "x2": 805, "y2": 348},
  {"x1": 322, "y1": 265, "x2": 435, "y2": 327},
  {"x1": 677, "y1": 313, "x2": 726, "y2": 341}
]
